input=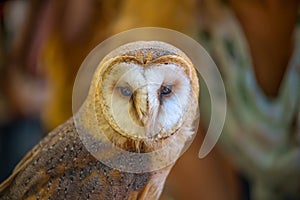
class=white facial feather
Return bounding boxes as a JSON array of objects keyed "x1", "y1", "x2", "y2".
[
  {"x1": 101, "y1": 62, "x2": 191, "y2": 139},
  {"x1": 102, "y1": 63, "x2": 145, "y2": 138},
  {"x1": 145, "y1": 64, "x2": 191, "y2": 136}
]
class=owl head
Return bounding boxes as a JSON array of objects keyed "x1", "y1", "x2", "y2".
[{"x1": 77, "y1": 41, "x2": 199, "y2": 171}]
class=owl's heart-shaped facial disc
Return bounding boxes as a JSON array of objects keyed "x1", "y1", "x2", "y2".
[{"x1": 100, "y1": 61, "x2": 191, "y2": 140}]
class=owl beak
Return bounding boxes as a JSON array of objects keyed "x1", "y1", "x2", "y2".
[
  {"x1": 133, "y1": 87, "x2": 149, "y2": 127},
  {"x1": 132, "y1": 86, "x2": 159, "y2": 136}
]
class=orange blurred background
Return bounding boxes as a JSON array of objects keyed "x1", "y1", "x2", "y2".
[{"x1": 1, "y1": 0, "x2": 299, "y2": 199}]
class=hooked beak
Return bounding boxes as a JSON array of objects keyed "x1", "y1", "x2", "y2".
[
  {"x1": 132, "y1": 86, "x2": 149, "y2": 126},
  {"x1": 132, "y1": 86, "x2": 158, "y2": 136}
]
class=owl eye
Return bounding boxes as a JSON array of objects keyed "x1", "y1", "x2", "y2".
[
  {"x1": 160, "y1": 85, "x2": 172, "y2": 96},
  {"x1": 119, "y1": 87, "x2": 133, "y2": 97}
]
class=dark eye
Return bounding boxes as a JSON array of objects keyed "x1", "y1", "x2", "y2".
[
  {"x1": 160, "y1": 85, "x2": 172, "y2": 96},
  {"x1": 119, "y1": 87, "x2": 133, "y2": 97}
]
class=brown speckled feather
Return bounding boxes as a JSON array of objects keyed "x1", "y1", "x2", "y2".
[
  {"x1": 0, "y1": 118, "x2": 170, "y2": 200},
  {"x1": 0, "y1": 41, "x2": 199, "y2": 200}
]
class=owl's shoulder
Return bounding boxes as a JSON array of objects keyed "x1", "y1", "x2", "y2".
[
  {"x1": 0, "y1": 118, "x2": 96, "y2": 198},
  {"x1": 0, "y1": 117, "x2": 165, "y2": 199}
]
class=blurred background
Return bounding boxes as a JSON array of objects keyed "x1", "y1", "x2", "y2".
[{"x1": 0, "y1": 0, "x2": 299, "y2": 199}]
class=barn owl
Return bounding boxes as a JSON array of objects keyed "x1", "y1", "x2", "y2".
[{"x1": 0, "y1": 41, "x2": 199, "y2": 200}]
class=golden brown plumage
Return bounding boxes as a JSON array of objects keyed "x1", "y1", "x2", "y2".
[
  {"x1": 0, "y1": 118, "x2": 170, "y2": 199},
  {"x1": 0, "y1": 41, "x2": 199, "y2": 199}
]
